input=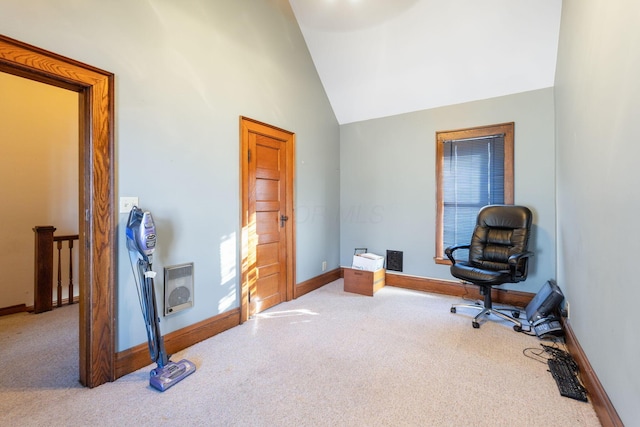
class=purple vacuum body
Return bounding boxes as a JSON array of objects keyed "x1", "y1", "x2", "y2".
[{"x1": 126, "y1": 206, "x2": 197, "y2": 392}]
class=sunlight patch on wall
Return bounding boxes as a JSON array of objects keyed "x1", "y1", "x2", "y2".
[{"x1": 218, "y1": 232, "x2": 237, "y2": 312}]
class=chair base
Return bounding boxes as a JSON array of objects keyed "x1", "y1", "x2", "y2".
[{"x1": 451, "y1": 302, "x2": 523, "y2": 332}]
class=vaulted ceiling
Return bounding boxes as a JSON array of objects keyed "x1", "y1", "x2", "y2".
[{"x1": 288, "y1": 0, "x2": 562, "y2": 124}]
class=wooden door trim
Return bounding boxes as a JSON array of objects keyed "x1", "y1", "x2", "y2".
[
  {"x1": 0, "y1": 35, "x2": 115, "y2": 387},
  {"x1": 240, "y1": 116, "x2": 295, "y2": 323}
]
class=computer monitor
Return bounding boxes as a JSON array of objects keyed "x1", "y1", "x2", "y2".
[{"x1": 525, "y1": 279, "x2": 565, "y2": 324}]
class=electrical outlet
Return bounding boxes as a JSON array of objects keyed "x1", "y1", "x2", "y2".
[
  {"x1": 322, "y1": 261, "x2": 327, "y2": 272},
  {"x1": 119, "y1": 197, "x2": 139, "y2": 213},
  {"x1": 561, "y1": 300, "x2": 570, "y2": 318}
]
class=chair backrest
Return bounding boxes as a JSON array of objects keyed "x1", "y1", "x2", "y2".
[{"x1": 468, "y1": 205, "x2": 532, "y2": 275}]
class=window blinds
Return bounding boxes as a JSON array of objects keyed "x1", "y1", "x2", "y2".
[{"x1": 442, "y1": 135, "x2": 505, "y2": 257}]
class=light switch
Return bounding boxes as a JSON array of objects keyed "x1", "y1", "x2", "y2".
[{"x1": 119, "y1": 197, "x2": 139, "y2": 213}]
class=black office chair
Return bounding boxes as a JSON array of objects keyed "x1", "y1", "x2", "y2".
[{"x1": 447, "y1": 205, "x2": 533, "y2": 331}]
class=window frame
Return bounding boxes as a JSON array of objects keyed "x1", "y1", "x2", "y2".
[{"x1": 435, "y1": 122, "x2": 515, "y2": 265}]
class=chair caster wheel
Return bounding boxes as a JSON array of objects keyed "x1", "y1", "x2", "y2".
[
  {"x1": 472, "y1": 322, "x2": 480, "y2": 329},
  {"x1": 513, "y1": 325, "x2": 522, "y2": 332},
  {"x1": 450, "y1": 307, "x2": 456, "y2": 313},
  {"x1": 512, "y1": 311, "x2": 520, "y2": 318}
]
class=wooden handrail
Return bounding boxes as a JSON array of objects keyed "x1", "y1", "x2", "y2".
[{"x1": 33, "y1": 226, "x2": 79, "y2": 313}]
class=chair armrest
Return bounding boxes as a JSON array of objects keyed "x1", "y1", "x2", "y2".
[
  {"x1": 507, "y1": 251, "x2": 534, "y2": 279},
  {"x1": 508, "y1": 251, "x2": 534, "y2": 264},
  {"x1": 445, "y1": 244, "x2": 470, "y2": 264}
]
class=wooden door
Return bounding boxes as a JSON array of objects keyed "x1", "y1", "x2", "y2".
[{"x1": 241, "y1": 117, "x2": 295, "y2": 322}]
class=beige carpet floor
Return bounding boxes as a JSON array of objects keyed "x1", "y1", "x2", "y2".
[{"x1": 0, "y1": 280, "x2": 601, "y2": 426}]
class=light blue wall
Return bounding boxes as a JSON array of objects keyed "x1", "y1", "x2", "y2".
[
  {"x1": 555, "y1": 0, "x2": 640, "y2": 424},
  {"x1": 0, "y1": 0, "x2": 340, "y2": 351},
  {"x1": 339, "y1": 88, "x2": 556, "y2": 294}
]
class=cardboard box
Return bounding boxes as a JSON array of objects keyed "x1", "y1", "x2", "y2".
[
  {"x1": 344, "y1": 268, "x2": 385, "y2": 296},
  {"x1": 352, "y1": 253, "x2": 384, "y2": 271}
]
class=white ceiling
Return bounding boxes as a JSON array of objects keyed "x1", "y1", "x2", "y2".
[{"x1": 288, "y1": 0, "x2": 562, "y2": 124}]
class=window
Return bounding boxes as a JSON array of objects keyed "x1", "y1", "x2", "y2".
[{"x1": 435, "y1": 122, "x2": 514, "y2": 264}]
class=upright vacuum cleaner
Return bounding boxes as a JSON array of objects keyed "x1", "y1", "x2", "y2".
[{"x1": 126, "y1": 206, "x2": 196, "y2": 391}]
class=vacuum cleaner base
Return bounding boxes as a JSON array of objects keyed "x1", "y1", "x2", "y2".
[{"x1": 149, "y1": 359, "x2": 196, "y2": 392}]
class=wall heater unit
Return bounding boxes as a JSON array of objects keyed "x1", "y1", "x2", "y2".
[{"x1": 164, "y1": 262, "x2": 194, "y2": 316}]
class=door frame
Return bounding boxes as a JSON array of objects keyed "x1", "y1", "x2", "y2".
[
  {"x1": 240, "y1": 116, "x2": 296, "y2": 323},
  {"x1": 0, "y1": 35, "x2": 115, "y2": 388}
]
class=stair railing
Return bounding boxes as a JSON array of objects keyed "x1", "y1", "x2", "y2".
[{"x1": 33, "y1": 226, "x2": 79, "y2": 313}]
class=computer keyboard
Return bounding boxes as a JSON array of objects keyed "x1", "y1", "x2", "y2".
[{"x1": 547, "y1": 357, "x2": 588, "y2": 402}]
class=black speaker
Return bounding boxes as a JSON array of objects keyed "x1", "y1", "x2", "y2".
[
  {"x1": 386, "y1": 250, "x2": 403, "y2": 272},
  {"x1": 525, "y1": 279, "x2": 564, "y2": 324}
]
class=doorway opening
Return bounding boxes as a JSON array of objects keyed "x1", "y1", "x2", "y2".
[{"x1": 0, "y1": 35, "x2": 115, "y2": 388}]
